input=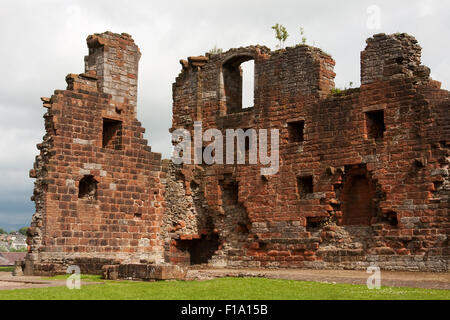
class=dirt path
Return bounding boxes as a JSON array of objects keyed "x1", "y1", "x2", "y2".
[
  {"x1": 187, "y1": 268, "x2": 450, "y2": 290},
  {"x1": 0, "y1": 272, "x2": 103, "y2": 291}
]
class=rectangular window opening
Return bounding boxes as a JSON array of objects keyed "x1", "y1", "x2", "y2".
[
  {"x1": 103, "y1": 118, "x2": 123, "y2": 150},
  {"x1": 297, "y1": 176, "x2": 313, "y2": 199},
  {"x1": 306, "y1": 217, "x2": 327, "y2": 231},
  {"x1": 365, "y1": 110, "x2": 385, "y2": 140},
  {"x1": 288, "y1": 121, "x2": 305, "y2": 143}
]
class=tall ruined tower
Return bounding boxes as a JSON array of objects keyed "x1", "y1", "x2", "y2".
[{"x1": 26, "y1": 32, "x2": 165, "y2": 275}]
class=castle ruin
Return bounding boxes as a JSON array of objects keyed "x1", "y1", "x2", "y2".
[{"x1": 25, "y1": 31, "x2": 449, "y2": 276}]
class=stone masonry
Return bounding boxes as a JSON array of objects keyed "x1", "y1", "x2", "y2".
[
  {"x1": 166, "y1": 33, "x2": 449, "y2": 272},
  {"x1": 26, "y1": 32, "x2": 449, "y2": 275},
  {"x1": 26, "y1": 32, "x2": 165, "y2": 275}
]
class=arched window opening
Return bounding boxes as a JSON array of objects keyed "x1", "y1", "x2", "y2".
[
  {"x1": 222, "y1": 55, "x2": 254, "y2": 114},
  {"x1": 78, "y1": 175, "x2": 98, "y2": 200}
]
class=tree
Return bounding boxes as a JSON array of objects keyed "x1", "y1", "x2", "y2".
[
  {"x1": 19, "y1": 227, "x2": 29, "y2": 236},
  {"x1": 272, "y1": 24, "x2": 289, "y2": 49},
  {"x1": 0, "y1": 228, "x2": 7, "y2": 234}
]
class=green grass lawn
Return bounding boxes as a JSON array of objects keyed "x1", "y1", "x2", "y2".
[
  {"x1": 0, "y1": 276, "x2": 448, "y2": 300},
  {"x1": 0, "y1": 267, "x2": 13, "y2": 272}
]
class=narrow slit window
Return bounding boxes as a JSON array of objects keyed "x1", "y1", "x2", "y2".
[
  {"x1": 241, "y1": 60, "x2": 254, "y2": 109},
  {"x1": 243, "y1": 128, "x2": 252, "y2": 151},
  {"x1": 103, "y1": 118, "x2": 123, "y2": 150},
  {"x1": 365, "y1": 110, "x2": 385, "y2": 140}
]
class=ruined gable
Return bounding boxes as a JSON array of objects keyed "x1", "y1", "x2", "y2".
[{"x1": 26, "y1": 32, "x2": 165, "y2": 275}]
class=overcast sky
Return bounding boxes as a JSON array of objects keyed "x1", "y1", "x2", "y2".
[{"x1": 0, "y1": 0, "x2": 448, "y2": 231}]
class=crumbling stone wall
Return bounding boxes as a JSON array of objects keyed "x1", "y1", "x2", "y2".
[
  {"x1": 26, "y1": 32, "x2": 165, "y2": 275},
  {"x1": 161, "y1": 161, "x2": 212, "y2": 265},
  {"x1": 168, "y1": 33, "x2": 449, "y2": 271},
  {"x1": 162, "y1": 163, "x2": 253, "y2": 267},
  {"x1": 26, "y1": 32, "x2": 448, "y2": 275}
]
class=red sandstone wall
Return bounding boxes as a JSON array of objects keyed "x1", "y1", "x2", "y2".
[
  {"x1": 26, "y1": 32, "x2": 165, "y2": 275},
  {"x1": 168, "y1": 33, "x2": 449, "y2": 271},
  {"x1": 24, "y1": 32, "x2": 448, "y2": 275}
]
